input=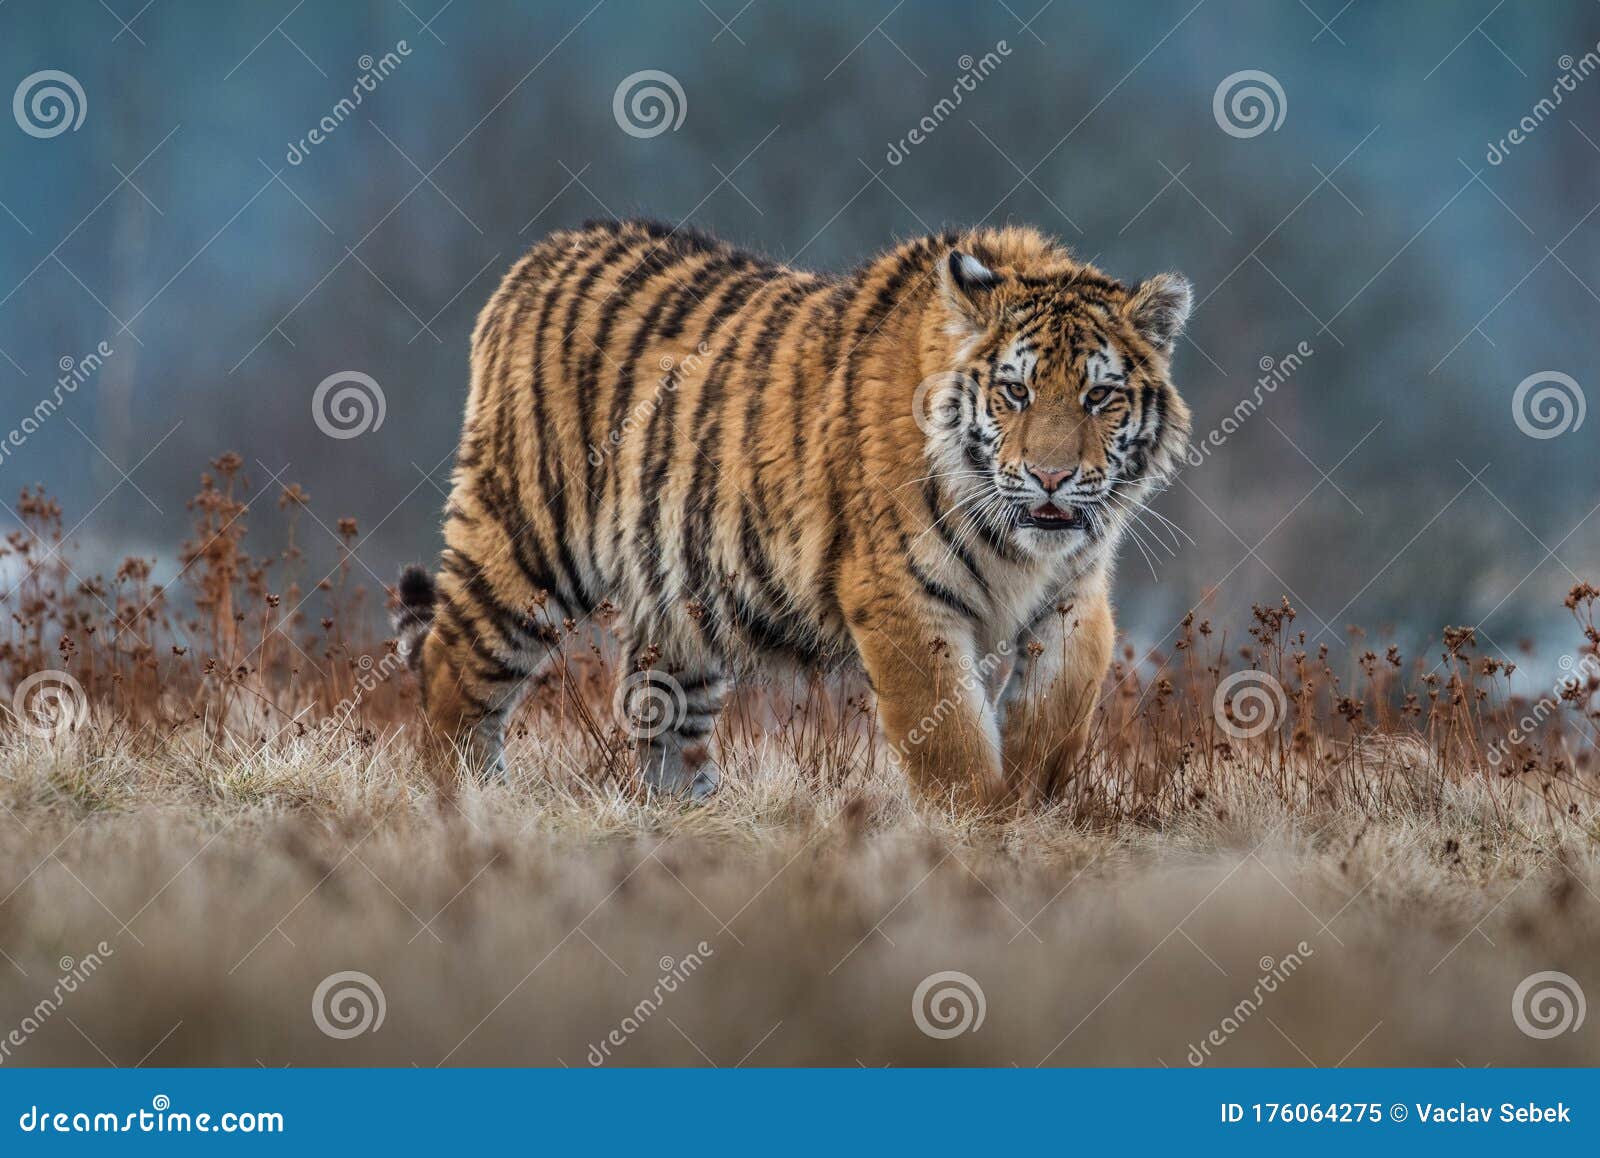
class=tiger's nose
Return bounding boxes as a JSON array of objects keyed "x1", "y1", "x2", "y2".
[{"x1": 1027, "y1": 464, "x2": 1074, "y2": 493}]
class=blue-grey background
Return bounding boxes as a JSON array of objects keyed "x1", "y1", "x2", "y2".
[{"x1": 1, "y1": 0, "x2": 1596, "y2": 666}]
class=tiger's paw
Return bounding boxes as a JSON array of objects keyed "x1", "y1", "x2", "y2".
[
  {"x1": 687, "y1": 760, "x2": 721, "y2": 803},
  {"x1": 640, "y1": 745, "x2": 721, "y2": 804}
]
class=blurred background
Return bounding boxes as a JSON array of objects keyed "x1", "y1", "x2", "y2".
[{"x1": 1, "y1": 0, "x2": 1596, "y2": 671}]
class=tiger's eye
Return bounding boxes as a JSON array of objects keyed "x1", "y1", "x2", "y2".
[
  {"x1": 1004, "y1": 380, "x2": 1029, "y2": 405},
  {"x1": 1084, "y1": 385, "x2": 1112, "y2": 408}
]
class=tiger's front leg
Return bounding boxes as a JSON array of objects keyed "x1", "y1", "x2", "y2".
[
  {"x1": 849, "y1": 615, "x2": 1006, "y2": 809},
  {"x1": 1000, "y1": 591, "x2": 1115, "y2": 807}
]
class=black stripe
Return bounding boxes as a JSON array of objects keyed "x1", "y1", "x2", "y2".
[
  {"x1": 922, "y1": 477, "x2": 988, "y2": 592},
  {"x1": 473, "y1": 471, "x2": 564, "y2": 618},
  {"x1": 906, "y1": 555, "x2": 982, "y2": 622},
  {"x1": 494, "y1": 239, "x2": 587, "y2": 609},
  {"x1": 733, "y1": 498, "x2": 806, "y2": 649},
  {"x1": 558, "y1": 233, "x2": 642, "y2": 409},
  {"x1": 731, "y1": 589, "x2": 804, "y2": 657},
  {"x1": 672, "y1": 671, "x2": 724, "y2": 695},
  {"x1": 604, "y1": 258, "x2": 733, "y2": 571},
  {"x1": 659, "y1": 255, "x2": 749, "y2": 338},
  {"x1": 818, "y1": 244, "x2": 934, "y2": 615},
  {"x1": 635, "y1": 270, "x2": 767, "y2": 604},
  {"x1": 970, "y1": 506, "x2": 1024, "y2": 564},
  {"x1": 483, "y1": 247, "x2": 566, "y2": 533},
  {"x1": 578, "y1": 244, "x2": 680, "y2": 514},
  {"x1": 681, "y1": 282, "x2": 780, "y2": 642},
  {"x1": 739, "y1": 283, "x2": 813, "y2": 529},
  {"x1": 592, "y1": 252, "x2": 714, "y2": 537},
  {"x1": 433, "y1": 609, "x2": 528, "y2": 684},
  {"x1": 530, "y1": 241, "x2": 629, "y2": 614},
  {"x1": 787, "y1": 286, "x2": 834, "y2": 472},
  {"x1": 440, "y1": 550, "x2": 544, "y2": 651},
  {"x1": 1146, "y1": 383, "x2": 1167, "y2": 449}
]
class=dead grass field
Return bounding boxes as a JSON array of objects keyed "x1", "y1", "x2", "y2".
[{"x1": 1, "y1": 464, "x2": 1598, "y2": 1067}]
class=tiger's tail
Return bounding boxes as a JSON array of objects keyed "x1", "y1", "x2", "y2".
[{"x1": 392, "y1": 564, "x2": 438, "y2": 670}]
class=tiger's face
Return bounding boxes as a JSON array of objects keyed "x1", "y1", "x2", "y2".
[{"x1": 921, "y1": 248, "x2": 1193, "y2": 559}]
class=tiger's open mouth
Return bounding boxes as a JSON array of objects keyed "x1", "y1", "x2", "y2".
[{"x1": 1016, "y1": 502, "x2": 1087, "y2": 532}]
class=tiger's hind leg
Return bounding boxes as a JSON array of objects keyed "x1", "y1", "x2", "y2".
[
  {"x1": 394, "y1": 555, "x2": 567, "y2": 789},
  {"x1": 616, "y1": 648, "x2": 728, "y2": 803}
]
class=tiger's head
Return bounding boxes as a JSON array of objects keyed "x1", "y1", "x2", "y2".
[{"x1": 916, "y1": 230, "x2": 1193, "y2": 560}]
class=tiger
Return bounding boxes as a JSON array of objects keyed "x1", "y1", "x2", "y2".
[{"x1": 394, "y1": 218, "x2": 1192, "y2": 806}]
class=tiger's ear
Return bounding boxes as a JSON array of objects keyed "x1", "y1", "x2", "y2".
[
  {"x1": 1125, "y1": 273, "x2": 1193, "y2": 353},
  {"x1": 938, "y1": 249, "x2": 1002, "y2": 335}
]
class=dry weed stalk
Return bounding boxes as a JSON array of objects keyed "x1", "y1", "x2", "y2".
[{"x1": 0, "y1": 459, "x2": 1595, "y2": 843}]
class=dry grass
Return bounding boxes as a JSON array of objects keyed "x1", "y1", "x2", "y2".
[{"x1": 2, "y1": 460, "x2": 1599, "y2": 1066}]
